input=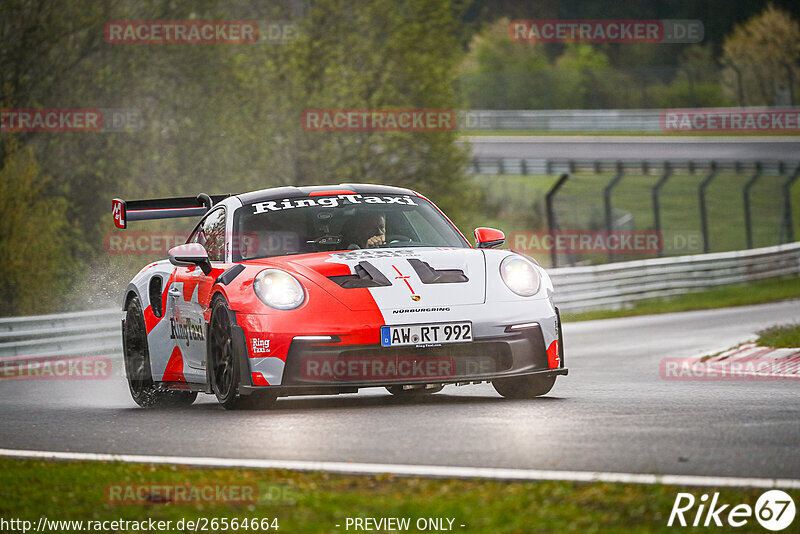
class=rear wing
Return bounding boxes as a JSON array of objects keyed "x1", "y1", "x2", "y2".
[{"x1": 111, "y1": 194, "x2": 229, "y2": 229}]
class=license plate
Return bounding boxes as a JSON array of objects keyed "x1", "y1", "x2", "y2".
[{"x1": 381, "y1": 322, "x2": 472, "y2": 347}]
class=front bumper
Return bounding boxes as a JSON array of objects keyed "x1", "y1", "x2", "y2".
[{"x1": 242, "y1": 318, "x2": 566, "y2": 395}]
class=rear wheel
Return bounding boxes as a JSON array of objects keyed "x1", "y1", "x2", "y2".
[
  {"x1": 123, "y1": 296, "x2": 196, "y2": 408},
  {"x1": 208, "y1": 297, "x2": 276, "y2": 410},
  {"x1": 386, "y1": 384, "x2": 444, "y2": 396},
  {"x1": 492, "y1": 375, "x2": 556, "y2": 399}
]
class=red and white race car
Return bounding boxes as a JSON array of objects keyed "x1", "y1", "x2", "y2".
[{"x1": 114, "y1": 184, "x2": 566, "y2": 409}]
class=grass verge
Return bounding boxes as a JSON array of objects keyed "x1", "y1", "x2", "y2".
[
  {"x1": 757, "y1": 322, "x2": 800, "y2": 348},
  {"x1": 0, "y1": 458, "x2": 796, "y2": 533},
  {"x1": 563, "y1": 276, "x2": 800, "y2": 322}
]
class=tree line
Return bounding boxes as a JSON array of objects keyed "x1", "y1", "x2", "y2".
[{"x1": 0, "y1": 0, "x2": 796, "y2": 315}]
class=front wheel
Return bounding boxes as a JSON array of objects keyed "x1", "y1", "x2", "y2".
[
  {"x1": 123, "y1": 296, "x2": 196, "y2": 408},
  {"x1": 492, "y1": 375, "x2": 556, "y2": 399},
  {"x1": 208, "y1": 297, "x2": 276, "y2": 410}
]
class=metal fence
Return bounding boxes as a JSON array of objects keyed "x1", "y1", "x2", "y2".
[
  {"x1": 1, "y1": 242, "x2": 798, "y2": 358},
  {"x1": 468, "y1": 157, "x2": 799, "y2": 177},
  {"x1": 469, "y1": 159, "x2": 800, "y2": 264}
]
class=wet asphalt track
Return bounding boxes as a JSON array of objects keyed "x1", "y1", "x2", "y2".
[{"x1": 1, "y1": 300, "x2": 798, "y2": 480}]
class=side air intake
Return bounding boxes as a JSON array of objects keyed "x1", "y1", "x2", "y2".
[
  {"x1": 329, "y1": 261, "x2": 392, "y2": 288},
  {"x1": 407, "y1": 258, "x2": 468, "y2": 283}
]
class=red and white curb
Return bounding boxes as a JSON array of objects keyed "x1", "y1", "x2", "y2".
[{"x1": 661, "y1": 343, "x2": 800, "y2": 380}]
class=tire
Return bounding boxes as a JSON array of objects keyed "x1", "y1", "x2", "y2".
[
  {"x1": 208, "y1": 296, "x2": 276, "y2": 410},
  {"x1": 123, "y1": 296, "x2": 197, "y2": 408},
  {"x1": 492, "y1": 374, "x2": 556, "y2": 399},
  {"x1": 386, "y1": 384, "x2": 444, "y2": 396}
]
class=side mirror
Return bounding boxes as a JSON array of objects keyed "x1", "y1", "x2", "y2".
[
  {"x1": 474, "y1": 227, "x2": 505, "y2": 249},
  {"x1": 169, "y1": 243, "x2": 212, "y2": 275}
]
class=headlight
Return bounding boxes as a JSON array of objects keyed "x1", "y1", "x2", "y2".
[
  {"x1": 254, "y1": 269, "x2": 305, "y2": 310},
  {"x1": 500, "y1": 256, "x2": 540, "y2": 297}
]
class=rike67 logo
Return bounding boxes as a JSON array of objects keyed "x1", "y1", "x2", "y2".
[{"x1": 668, "y1": 490, "x2": 796, "y2": 530}]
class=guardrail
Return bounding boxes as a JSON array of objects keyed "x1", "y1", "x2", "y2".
[
  {"x1": 0, "y1": 309, "x2": 121, "y2": 359},
  {"x1": 460, "y1": 109, "x2": 666, "y2": 132},
  {"x1": 1, "y1": 242, "x2": 798, "y2": 358},
  {"x1": 458, "y1": 108, "x2": 800, "y2": 132},
  {"x1": 549, "y1": 241, "x2": 800, "y2": 311}
]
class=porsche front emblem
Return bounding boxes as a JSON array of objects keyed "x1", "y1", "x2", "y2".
[{"x1": 411, "y1": 295, "x2": 421, "y2": 301}]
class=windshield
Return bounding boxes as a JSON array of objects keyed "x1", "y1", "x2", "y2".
[{"x1": 233, "y1": 193, "x2": 469, "y2": 260}]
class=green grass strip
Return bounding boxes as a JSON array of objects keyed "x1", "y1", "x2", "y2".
[
  {"x1": 0, "y1": 459, "x2": 796, "y2": 533},
  {"x1": 563, "y1": 276, "x2": 800, "y2": 322},
  {"x1": 757, "y1": 322, "x2": 800, "y2": 348}
]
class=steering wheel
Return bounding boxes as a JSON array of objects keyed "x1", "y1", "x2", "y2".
[{"x1": 385, "y1": 234, "x2": 412, "y2": 244}]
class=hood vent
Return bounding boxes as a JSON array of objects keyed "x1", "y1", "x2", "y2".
[
  {"x1": 408, "y1": 258, "x2": 468, "y2": 284},
  {"x1": 329, "y1": 261, "x2": 392, "y2": 288}
]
